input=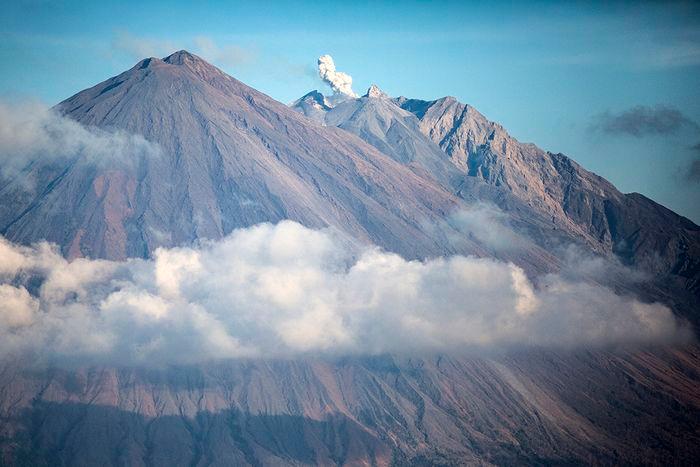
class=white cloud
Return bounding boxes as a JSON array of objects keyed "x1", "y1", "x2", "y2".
[
  {"x1": 0, "y1": 221, "x2": 690, "y2": 366},
  {"x1": 0, "y1": 285, "x2": 37, "y2": 328}
]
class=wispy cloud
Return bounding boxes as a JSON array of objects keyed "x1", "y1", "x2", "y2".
[
  {"x1": 648, "y1": 40, "x2": 700, "y2": 68},
  {"x1": 108, "y1": 31, "x2": 284, "y2": 84},
  {"x1": 0, "y1": 100, "x2": 161, "y2": 180},
  {"x1": 446, "y1": 203, "x2": 524, "y2": 252},
  {"x1": 192, "y1": 36, "x2": 256, "y2": 68},
  {"x1": 687, "y1": 159, "x2": 700, "y2": 183},
  {"x1": 110, "y1": 31, "x2": 257, "y2": 69},
  {"x1": 111, "y1": 30, "x2": 178, "y2": 60},
  {"x1": 591, "y1": 105, "x2": 698, "y2": 137}
]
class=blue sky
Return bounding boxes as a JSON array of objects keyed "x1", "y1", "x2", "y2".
[{"x1": 2, "y1": 0, "x2": 699, "y2": 221}]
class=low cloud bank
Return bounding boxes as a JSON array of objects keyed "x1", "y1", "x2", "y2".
[
  {"x1": 0, "y1": 100, "x2": 161, "y2": 179},
  {"x1": 0, "y1": 221, "x2": 690, "y2": 366}
]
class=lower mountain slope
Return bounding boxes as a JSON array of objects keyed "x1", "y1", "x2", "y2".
[{"x1": 1, "y1": 348, "x2": 699, "y2": 466}]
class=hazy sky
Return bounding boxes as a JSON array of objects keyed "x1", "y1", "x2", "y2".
[{"x1": 2, "y1": 0, "x2": 699, "y2": 221}]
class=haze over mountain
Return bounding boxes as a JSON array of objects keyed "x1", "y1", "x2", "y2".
[{"x1": 0, "y1": 51, "x2": 699, "y2": 465}]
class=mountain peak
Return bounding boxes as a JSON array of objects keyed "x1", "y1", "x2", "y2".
[
  {"x1": 131, "y1": 51, "x2": 222, "y2": 78},
  {"x1": 163, "y1": 50, "x2": 202, "y2": 65},
  {"x1": 156, "y1": 49, "x2": 227, "y2": 82},
  {"x1": 365, "y1": 84, "x2": 388, "y2": 99},
  {"x1": 290, "y1": 90, "x2": 332, "y2": 123},
  {"x1": 298, "y1": 90, "x2": 331, "y2": 108}
]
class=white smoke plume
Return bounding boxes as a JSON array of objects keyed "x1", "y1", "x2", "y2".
[
  {"x1": 0, "y1": 222, "x2": 690, "y2": 366},
  {"x1": 318, "y1": 55, "x2": 358, "y2": 102}
]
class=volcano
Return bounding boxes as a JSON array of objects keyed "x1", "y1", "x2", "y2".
[{"x1": 0, "y1": 51, "x2": 699, "y2": 465}]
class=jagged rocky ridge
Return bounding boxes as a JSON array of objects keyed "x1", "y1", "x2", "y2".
[
  {"x1": 0, "y1": 52, "x2": 699, "y2": 465},
  {"x1": 395, "y1": 95, "x2": 700, "y2": 278}
]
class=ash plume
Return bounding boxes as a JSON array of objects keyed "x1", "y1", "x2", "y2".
[{"x1": 318, "y1": 54, "x2": 358, "y2": 101}]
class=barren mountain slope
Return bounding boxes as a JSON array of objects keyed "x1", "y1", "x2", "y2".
[
  {"x1": 291, "y1": 89, "x2": 587, "y2": 272},
  {"x1": 1, "y1": 348, "x2": 699, "y2": 466}
]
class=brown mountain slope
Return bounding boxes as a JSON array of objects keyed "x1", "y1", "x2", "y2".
[{"x1": 1, "y1": 348, "x2": 699, "y2": 465}]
